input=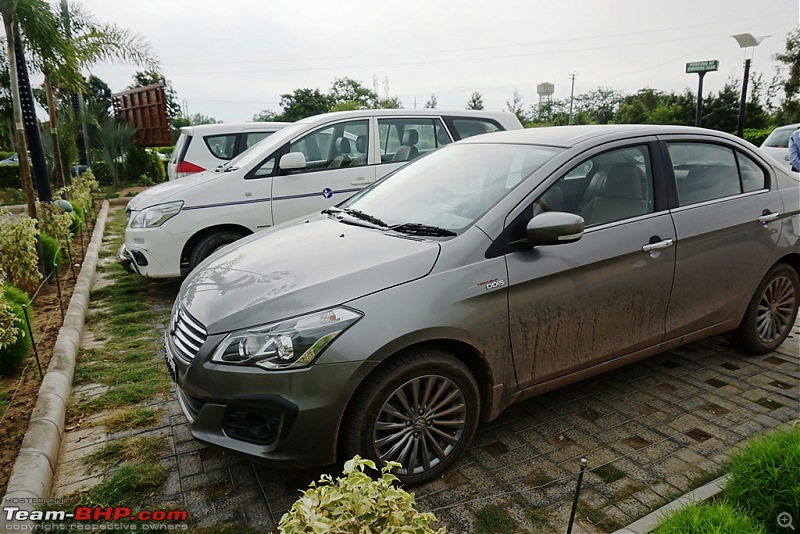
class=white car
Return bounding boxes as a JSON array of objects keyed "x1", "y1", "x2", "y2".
[
  {"x1": 121, "y1": 109, "x2": 523, "y2": 278},
  {"x1": 760, "y1": 124, "x2": 799, "y2": 170},
  {"x1": 168, "y1": 122, "x2": 291, "y2": 180}
]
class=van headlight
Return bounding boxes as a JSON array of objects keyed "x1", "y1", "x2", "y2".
[
  {"x1": 210, "y1": 308, "x2": 362, "y2": 370},
  {"x1": 129, "y1": 201, "x2": 183, "y2": 228}
]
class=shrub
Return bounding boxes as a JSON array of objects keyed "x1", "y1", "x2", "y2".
[
  {"x1": 144, "y1": 150, "x2": 165, "y2": 183},
  {"x1": 0, "y1": 165, "x2": 19, "y2": 188},
  {"x1": 0, "y1": 295, "x2": 31, "y2": 375},
  {"x1": 0, "y1": 285, "x2": 23, "y2": 352},
  {"x1": 69, "y1": 202, "x2": 85, "y2": 235},
  {"x1": 124, "y1": 146, "x2": 150, "y2": 182},
  {"x1": 0, "y1": 209, "x2": 40, "y2": 287},
  {"x1": 36, "y1": 201, "x2": 73, "y2": 245},
  {"x1": 653, "y1": 501, "x2": 764, "y2": 533},
  {"x1": 279, "y1": 456, "x2": 443, "y2": 534},
  {"x1": 725, "y1": 425, "x2": 800, "y2": 533},
  {"x1": 742, "y1": 128, "x2": 773, "y2": 147},
  {"x1": 39, "y1": 234, "x2": 64, "y2": 276}
]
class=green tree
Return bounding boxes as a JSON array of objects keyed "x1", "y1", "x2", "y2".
[
  {"x1": 467, "y1": 91, "x2": 484, "y2": 110},
  {"x1": 424, "y1": 93, "x2": 437, "y2": 109},
  {"x1": 278, "y1": 88, "x2": 332, "y2": 121},
  {"x1": 186, "y1": 113, "x2": 219, "y2": 125},
  {"x1": 92, "y1": 113, "x2": 134, "y2": 185},
  {"x1": 575, "y1": 87, "x2": 624, "y2": 124},
  {"x1": 329, "y1": 77, "x2": 378, "y2": 109},
  {"x1": 506, "y1": 89, "x2": 529, "y2": 124},
  {"x1": 375, "y1": 95, "x2": 403, "y2": 109},
  {"x1": 252, "y1": 109, "x2": 280, "y2": 122},
  {"x1": 774, "y1": 28, "x2": 800, "y2": 122},
  {"x1": 703, "y1": 82, "x2": 740, "y2": 133}
]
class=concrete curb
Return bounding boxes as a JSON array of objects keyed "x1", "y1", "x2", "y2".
[
  {"x1": 1, "y1": 201, "x2": 110, "y2": 529},
  {"x1": 5, "y1": 197, "x2": 128, "y2": 213},
  {"x1": 612, "y1": 474, "x2": 730, "y2": 534}
]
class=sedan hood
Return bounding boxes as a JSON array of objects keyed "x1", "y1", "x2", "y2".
[
  {"x1": 179, "y1": 216, "x2": 441, "y2": 334},
  {"x1": 126, "y1": 171, "x2": 220, "y2": 211}
]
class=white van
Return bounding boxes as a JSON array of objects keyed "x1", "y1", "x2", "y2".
[
  {"x1": 121, "y1": 109, "x2": 523, "y2": 277},
  {"x1": 168, "y1": 122, "x2": 291, "y2": 180}
]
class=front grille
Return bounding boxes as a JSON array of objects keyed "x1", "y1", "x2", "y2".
[{"x1": 170, "y1": 304, "x2": 207, "y2": 362}]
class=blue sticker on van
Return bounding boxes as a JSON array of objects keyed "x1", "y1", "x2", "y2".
[{"x1": 322, "y1": 188, "x2": 333, "y2": 198}]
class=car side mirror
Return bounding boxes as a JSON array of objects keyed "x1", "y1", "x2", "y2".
[
  {"x1": 526, "y1": 211, "x2": 584, "y2": 246},
  {"x1": 279, "y1": 152, "x2": 307, "y2": 171}
]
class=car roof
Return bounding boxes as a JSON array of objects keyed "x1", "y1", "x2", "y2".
[
  {"x1": 458, "y1": 124, "x2": 742, "y2": 148},
  {"x1": 180, "y1": 122, "x2": 292, "y2": 136},
  {"x1": 294, "y1": 108, "x2": 518, "y2": 126}
]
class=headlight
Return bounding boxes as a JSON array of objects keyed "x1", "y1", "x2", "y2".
[
  {"x1": 210, "y1": 308, "x2": 362, "y2": 370},
  {"x1": 129, "y1": 201, "x2": 183, "y2": 228}
]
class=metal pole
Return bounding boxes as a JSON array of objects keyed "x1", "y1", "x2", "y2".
[
  {"x1": 568, "y1": 73, "x2": 577, "y2": 126},
  {"x1": 54, "y1": 262, "x2": 64, "y2": 321},
  {"x1": 736, "y1": 58, "x2": 751, "y2": 137},
  {"x1": 566, "y1": 458, "x2": 588, "y2": 534},
  {"x1": 695, "y1": 72, "x2": 705, "y2": 127},
  {"x1": 22, "y1": 304, "x2": 43, "y2": 379},
  {"x1": 65, "y1": 236, "x2": 76, "y2": 280}
]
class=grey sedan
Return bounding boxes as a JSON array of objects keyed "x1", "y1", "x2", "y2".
[{"x1": 167, "y1": 125, "x2": 799, "y2": 485}]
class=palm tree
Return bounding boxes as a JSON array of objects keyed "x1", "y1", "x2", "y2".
[
  {"x1": 0, "y1": 0, "x2": 70, "y2": 217},
  {"x1": 45, "y1": 1, "x2": 159, "y2": 189},
  {"x1": 93, "y1": 113, "x2": 134, "y2": 186}
]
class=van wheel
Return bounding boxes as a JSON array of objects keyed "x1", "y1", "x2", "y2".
[
  {"x1": 188, "y1": 231, "x2": 243, "y2": 271},
  {"x1": 733, "y1": 263, "x2": 799, "y2": 354},
  {"x1": 341, "y1": 349, "x2": 479, "y2": 486}
]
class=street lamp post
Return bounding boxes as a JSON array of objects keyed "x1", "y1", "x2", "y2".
[{"x1": 731, "y1": 33, "x2": 769, "y2": 138}]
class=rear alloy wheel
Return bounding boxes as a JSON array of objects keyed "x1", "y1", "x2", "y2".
[
  {"x1": 342, "y1": 350, "x2": 479, "y2": 485},
  {"x1": 734, "y1": 263, "x2": 799, "y2": 353}
]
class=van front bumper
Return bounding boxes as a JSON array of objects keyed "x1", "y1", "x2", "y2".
[{"x1": 121, "y1": 226, "x2": 187, "y2": 278}]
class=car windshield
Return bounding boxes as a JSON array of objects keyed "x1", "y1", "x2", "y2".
[
  {"x1": 340, "y1": 143, "x2": 562, "y2": 233},
  {"x1": 763, "y1": 126, "x2": 797, "y2": 148}
]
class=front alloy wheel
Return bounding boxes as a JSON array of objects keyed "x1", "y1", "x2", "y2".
[
  {"x1": 374, "y1": 374, "x2": 467, "y2": 476},
  {"x1": 342, "y1": 349, "x2": 480, "y2": 485}
]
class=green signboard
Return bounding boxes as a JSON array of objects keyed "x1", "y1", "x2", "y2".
[{"x1": 686, "y1": 60, "x2": 719, "y2": 74}]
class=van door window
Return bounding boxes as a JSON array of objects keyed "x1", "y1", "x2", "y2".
[
  {"x1": 286, "y1": 120, "x2": 369, "y2": 173},
  {"x1": 377, "y1": 118, "x2": 448, "y2": 162}
]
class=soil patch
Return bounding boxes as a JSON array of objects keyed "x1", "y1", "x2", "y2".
[{"x1": 0, "y1": 226, "x2": 91, "y2": 495}]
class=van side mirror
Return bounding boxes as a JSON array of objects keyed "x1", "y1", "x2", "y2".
[
  {"x1": 279, "y1": 152, "x2": 307, "y2": 171},
  {"x1": 526, "y1": 211, "x2": 584, "y2": 246}
]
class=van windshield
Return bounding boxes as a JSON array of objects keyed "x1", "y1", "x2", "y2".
[{"x1": 341, "y1": 143, "x2": 562, "y2": 233}]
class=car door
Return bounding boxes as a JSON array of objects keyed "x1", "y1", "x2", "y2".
[
  {"x1": 270, "y1": 119, "x2": 375, "y2": 224},
  {"x1": 504, "y1": 141, "x2": 677, "y2": 389},
  {"x1": 659, "y1": 137, "x2": 783, "y2": 338}
]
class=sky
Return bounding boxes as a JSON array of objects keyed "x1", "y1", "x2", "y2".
[{"x1": 35, "y1": 0, "x2": 800, "y2": 122}]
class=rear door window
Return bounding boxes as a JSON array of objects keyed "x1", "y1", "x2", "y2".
[
  {"x1": 204, "y1": 134, "x2": 238, "y2": 160},
  {"x1": 243, "y1": 131, "x2": 275, "y2": 151},
  {"x1": 667, "y1": 143, "x2": 742, "y2": 206},
  {"x1": 377, "y1": 118, "x2": 448, "y2": 162}
]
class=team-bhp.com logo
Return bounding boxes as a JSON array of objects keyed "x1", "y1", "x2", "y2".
[{"x1": 4, "y1": 505, "x2": 188, "y2": 530}]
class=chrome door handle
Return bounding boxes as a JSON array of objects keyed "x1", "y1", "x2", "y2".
[
  {"x1": 642, "y1": 239, "x2": 674, "y2": 252},
  {"x1": 757, "y1": 212, "x2": 780, "y2": 224},
  {"x1": 351, "y1": 178, "x2": 371, "y2": 186}
]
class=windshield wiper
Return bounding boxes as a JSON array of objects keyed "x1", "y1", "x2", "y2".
[
  {"x1": 344, "y1": 209, "x2": 387, "y2": 227},
  {"x1": 322, "y1": 207, "x2": 388, "y2": 230},
  {"x1": 223, "y1": 166, "x2": 239, "y2": 173},
  {"x1": 389, "y1": 223, "x2": 456, "y2": 237}
]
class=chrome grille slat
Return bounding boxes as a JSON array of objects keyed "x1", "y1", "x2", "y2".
[{"x1": 170, "y1": 305, "x2": 207, "y2": 362}]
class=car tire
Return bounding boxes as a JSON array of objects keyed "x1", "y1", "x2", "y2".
[
  {"x1": 188, "y1": 231, "x2": 243, "y2": 271},
  {"x1": 733, "y1": 263, "x2": 799, "y2": 354},
  {"x1": 341, "y1": 349, "x2": 480, "y2": 486}
]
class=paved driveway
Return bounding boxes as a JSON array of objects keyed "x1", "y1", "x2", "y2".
[{"x1": 55, "y1": 264, "x2": 800, "y2": 533}]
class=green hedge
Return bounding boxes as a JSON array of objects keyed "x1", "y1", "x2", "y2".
[
  {"x1": 40, "y1": 234, "x2": 64, "y2": 276},
  {"x1": 742, "y1": 128, "x2": 772, "y2": 147},
  {"x1": 0, "y1": 151, "x2": 14, "y2": 160},
  {"x1": 0, "y1": 286, "x2": 32, "y2": 375},
  {"x1": 0, "y1": 165, "x2": 20, "y2": 188},
  {"x1": 69, "y1": 202, "x2": 85, "y2": 235}
]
